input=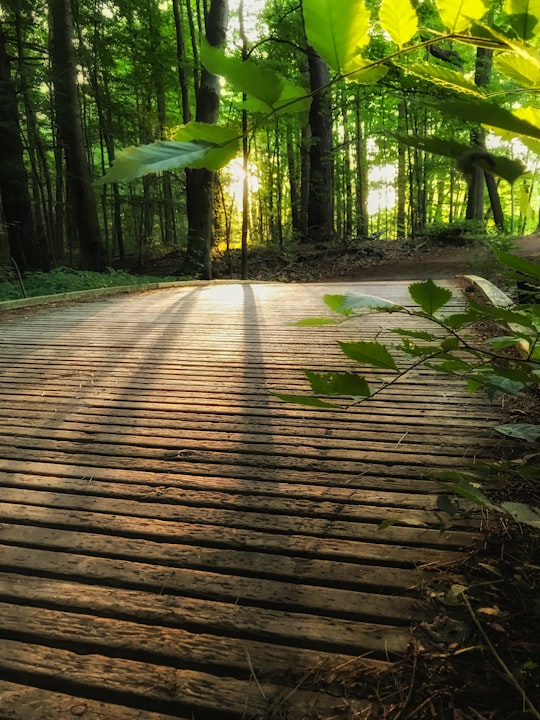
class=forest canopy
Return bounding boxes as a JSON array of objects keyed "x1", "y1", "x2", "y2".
[{"x1": 2, "y1": 0, "x2": 540, "y2": 279}]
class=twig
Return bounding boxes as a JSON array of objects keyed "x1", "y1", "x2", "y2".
[
  {"x1": 242, "y1": 642, "x2": 267, "y2": 701},
  {"x1": 392, "y1": 648, "x2": 418, "y2": 720},
  {"x1": 462, "y1": 594, "x2": 540, "y2": 720}
]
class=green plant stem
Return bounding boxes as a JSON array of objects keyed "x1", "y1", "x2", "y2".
[{"x1": 462, "y1": 594, "x2": 540, "y2": 720}]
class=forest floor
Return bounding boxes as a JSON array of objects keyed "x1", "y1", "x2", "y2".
[{"x1": 210, "y1": 232, "x2": 540, "y2": 283}]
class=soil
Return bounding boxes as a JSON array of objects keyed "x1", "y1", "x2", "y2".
[{"x1": 135, "y1": 232, "x2": 540, "y2": 286}]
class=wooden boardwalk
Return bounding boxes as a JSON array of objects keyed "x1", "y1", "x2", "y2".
[{"x1": 0, "y1": 280, "x2": 504, "y2": 719}]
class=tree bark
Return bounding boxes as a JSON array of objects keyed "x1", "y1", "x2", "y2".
[
  {"x1": 185, "y1": 0, "x2": 229, "y2": 279},
  {"x1": 306, "y1": 46, "x2": 334, "y2": 244},
  {"x1": 0, "y1": 22, "x2": 37, "y2": 270},
  {"x1": 48, "y1": 0, "x2": 106, "y2": 270}
]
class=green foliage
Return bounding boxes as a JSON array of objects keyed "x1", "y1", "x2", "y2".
[
  {"x1": 0, "y1": 268, "x2": 184, "y2": 301},
  {"x1": 435, "y1": 0, "x2": 489, "y2": 32},
  {"x1": 408, "y1": 279, "x2": 454, "y2": 316},
  {"x1": 280, "y1": 252, "x2": 540, "y2": 528},
  {"x1": 503, "y1": 0, "x2": 540, "y2": 40},
  {"x1": 379, "y1": 0, "x2": 418, "y2": 47},
  {"x1": 302, "y1": 0, "x2": 371, "y2": 74}
]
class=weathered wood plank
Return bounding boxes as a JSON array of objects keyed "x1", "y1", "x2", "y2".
[
  {"x1": 0, "y1": 572, "x2": 410, "y2": 655},
  {"x1": 0, "y1": 681, "x2": 188, "y2": 720},
  {"x1": 0, "y1": 638, "x2": 353, "y2": 719},
  {"x1": 0, "y1": 544, "x2": 425, "y2": 621},
  {"x1": 0, "y1": 280, "x2": 502, "y2": 718}
]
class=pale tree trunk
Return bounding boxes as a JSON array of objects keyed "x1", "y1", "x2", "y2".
[
  {"x1": 185, "y1": 0, "x2": 228, "y2": 279},
  {"x1": 354, "y1": 89, "x2": 368, "y2": 239},
  {"x1": 48, "y1": 0, "x2": 105, "y2": 270}
]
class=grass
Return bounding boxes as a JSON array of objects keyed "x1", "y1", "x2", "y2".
[{"x1": 0, "y1": 267, "x2": 191, "y2": 302}]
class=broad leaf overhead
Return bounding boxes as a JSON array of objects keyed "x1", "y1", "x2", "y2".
[
  {"x1": 379, "y1": 0, "x2": 418, "y2": 47},
  {"x1": 435, "y1": 0, "x2": 489, "y2": 32},
  {"x1": 302, "y1": 0, "x2": 371, "y2": 74},
  {"x1": 504, "y1": 0, "x2": 540, "y2": 40},
  {"x1": 96, "y1": 140, "x2": 216, "y2": 184}
]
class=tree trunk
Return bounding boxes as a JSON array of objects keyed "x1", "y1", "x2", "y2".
[
  {"x1": 0, "y1": 23, "x2": 37, "y2": 270},
  {"x1": 48, "y1": 0, "x2": 106, "y2": 270},
  {"x1": 185, "y1": 0, "x2": 229, "y2": 279},
  {"x1": 354, "y1": 89, "x2": 368, "y2": 239},
  {"x1": 306, "y1": 46, "x2": 334, "y2": 244}
]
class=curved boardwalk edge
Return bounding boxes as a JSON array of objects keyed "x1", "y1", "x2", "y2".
[{"x1": 0, "y1": 280, "x2": 503, "y2": 719}]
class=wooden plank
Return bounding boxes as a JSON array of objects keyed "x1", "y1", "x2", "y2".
[
  {"x1": 0, "y1": 502, "x2": 478, "y2": 555},
  {"x1": 0, "y1": 681, "x2": 188, "y2": 720},
  {"x1": 0, "y1": 572, "x2": 410, "y2": 655},
  {"x1": 0, "y1": 544, "x2": 425, "y2": 622},
  {"x1": 0, "y1": 638, "x2": 352, "y2": 718},
  {"x1": 0, "y1": 522, "x2": 426, "y2": 590},
  {"x1": 0, "y1": 602, "x2": 381, "y2": 679}
]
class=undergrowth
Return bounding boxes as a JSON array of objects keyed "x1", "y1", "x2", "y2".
[{"x1": 0, "y1": 267, "x2": 188, "y2": 302}]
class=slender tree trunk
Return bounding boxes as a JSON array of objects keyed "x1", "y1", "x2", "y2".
[
  {"x1": 48, "y1": 0, "x2": 105, "y2": 270},
  {"x1": 306, "y1": 47, "x2": 334, "y2": 244},
  {"x1": 0, "y1": 23, "x2": 37, "y2": 269},
  {"x1": 354, "y1": 89, "x2": 368, "y2": 239},
  {"x1": 185, "y1": 0, "x2": 228, "y2": 279},
  {"x1": 172, "y1": 0, "x2": 191, "y2": 123},
  {"x1": 239, "y1": 0, "x2": 249, "y2": 278},
  {"x1": 286, "y1": 122, "x2": 301, "y2": 238},
  {"x1": 299, "y1": 123, "x2": 310, "y2": 237}
]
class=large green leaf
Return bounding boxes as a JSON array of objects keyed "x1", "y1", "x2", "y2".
[
  {"x1": 201, "y1": 39, "x2": 283, "y2": 108},
  {"x1": 323, "y1": 294, "x2": 352, "y2": 316},
  {"x1": 495, "y1": 251, "x2": 540, "y2": 279},
  {"x1": 495, "y1": 52, "x2": 540, "y2": 87},
  {"x1": 304, "y1": 370, "x2": 371, "y2": 397},
  {"x1": 424, "y1": 96, "x2": 540, "y2": 140},
  {"x1": 379, "y1": 0, "x2": 418, "y2": 47},
  {"x1": 244, "y1": 81, "x2": 311, "y2": 115},
  {"x1": 96, "y1": 139, "x2": 216, "y2": 184},
  {"x1": 340, "y1": 292, "x2": 401, "y2": 311},
  {"x1": 338, "y1": 341, "x2": 398, "y2": 370},
  {"x1": 435, "y1": 0, "x2": 489, "y2": 32},
  {"x1": 467, "y1": 297, "x2": 536, "y2": 328},
  {"x1": 400, "y1": 63, "x2": 483, "y2": 96},
  {"x1": 344, "y1": 58, "x2": 390, "y2": 84},
  {"x1": 173, "y1": 123, "x2": 241, "y2": 170},
  {"x1": 504, "y1": 0, "x2": 540, "y2": 40},
  {"x1": 303, "y1": 0, "x2": 371, "y2": 74},
  {"x1": 409, "y1": 279, "x2": 453, "y2": 316}
]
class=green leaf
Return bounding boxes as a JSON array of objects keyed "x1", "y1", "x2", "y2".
[
  {"x1": 272, "y1": 393, "x2": 339, "y2": 408},
  {"x1": 448, "y1": 478, "x2": 495, "y2": 508},
  {"x1": 96, "y1": 139, "x2": 216, "y2": 184},
  {"x1": 495, "y1": 423, "x2": 540, "y2": 441},
  {"x1": 501, "y1": 502, "x2": 540, "y2": 528},
  {"x1": 495, "y1": 52, "x2": 540, "y2": 88},
  {"x1": 244, "y1": 81, "x2": 311, "y2": 115},
  {"x1": 435, "y1": 0, "x2": 489, "y2": 32},
  {"x1": 303, "y1": 0, "x2": 371, "y2": 74},
  {"x1": 323, "y1": 294, "x2": 351, "y2": 315},
  {"x1": 288, "y1": 318, "x2": 339, "y2": 326},
  {"x1": 466, "y1": 297, "x2": 536, "y2": 329},
  {"x1": 173, "y1": 123, "x2": 241, "y2": 170},
  {"x1": 441, "y1": 336, "x2": 460, "y2": 351},
  {"x1": 400, "y1": 63, "x2": 483, "y2": 96},
  {"x1": 488, "y1": 335, "x2": 528, "y2": 349},
  {"x1": 409, "y1": 279, "x2": 453, "y2": 315},
  {"x1": 379, "y1": 0, "x2": 418, "y2": 46},
  {"x1": 338, "y1": 341, "x2": 398, "y2": 370},
  {"x1": 201, "y1": 39, "x2": 283, "y2": 108},
  {"x1": 391, "y1": 328, "x2": 438, "y2": 341},
  {"x1": 504, "y1": 0, "x2": 540, "y2": 40},
  {"x1": 344, "y1": 57, "x2": 390, "y2": 84},
  {"x1": 495, "y1": 251, "x2": 540, "y2": 280},
  {"x1": 424, "y1": 96, "x2": 540, "y2": 141},
  {"x1": 340, "y1": 292, "x2": 402, "y2": 311},
  {"x1": 304, "y1": 370, "x2": 371, "y2": 397},
  {"x1": 445, "y1": 310, "x2": 484, "y2": 328},
  {"x1": 437, "y1": 494, "x2": 460, "y2": 516}
]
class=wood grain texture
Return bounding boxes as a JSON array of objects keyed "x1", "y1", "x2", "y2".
[{"x1": 0, "y1": 280, "x2": 501, "y2": 718}]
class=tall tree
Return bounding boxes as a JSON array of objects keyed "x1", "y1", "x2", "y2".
[
  {"x1": 305, "y1": 46, "x2": 334, "y2": 243},
  {"x1": 185, "y1": 0, "x2": 229, "y2": 279},
  {"x1": 0, "y1": 20, "x2": 37, "y2": 270},
  {"x1": 48, "y1": 0, "x2": 106, "y2": 270}
]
